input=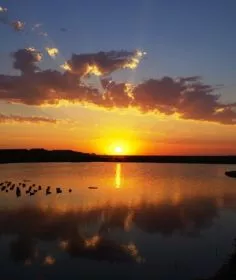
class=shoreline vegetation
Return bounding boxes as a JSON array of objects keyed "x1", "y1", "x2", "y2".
[{"x1": 0, "y1": 149, "x2": 236, "y2": 164}]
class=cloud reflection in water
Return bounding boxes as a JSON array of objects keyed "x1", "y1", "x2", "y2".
[{"x1": 0, "y1": 194, "x2": 222, "y2": 266}]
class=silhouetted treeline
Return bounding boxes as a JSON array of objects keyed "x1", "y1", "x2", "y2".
[
  {"x1": 0, "y1": 149, "x2": 96, "y2": 163},
  {"x1": 0, "y1": 149, "x2": 236, "y2": 164}
]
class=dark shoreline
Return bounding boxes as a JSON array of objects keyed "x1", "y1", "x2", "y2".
[{"x1": 0, "y1": 149, "x2": 236, "y2": 164}]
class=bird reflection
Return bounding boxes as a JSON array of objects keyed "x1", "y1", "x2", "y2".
[{"x1": 115, "y1": 163, "x2": 121, "y2": 189}]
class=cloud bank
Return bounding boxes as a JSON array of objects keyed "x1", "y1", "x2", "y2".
[
  {"x1": 0, "y1": 48, "x2": 236, "y2": 125},
  {"x1": 1, "y1": 4, "x2": 235, "y2": 126}
]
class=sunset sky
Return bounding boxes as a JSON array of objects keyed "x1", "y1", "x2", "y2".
[{"x1": 0, "y1": 0, "x2": 236, "y2": 155}]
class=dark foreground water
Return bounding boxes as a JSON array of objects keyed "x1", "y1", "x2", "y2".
[{"x1": 0, "y1": 162, "x2": 236, "y2": 279}]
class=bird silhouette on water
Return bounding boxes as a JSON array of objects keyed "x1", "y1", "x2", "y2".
[
  {"x1": 46, "y1": 186, "x2": 51, "y2": 195},
  {"x1": 56, "y1": 187, "x2": 62, "y2": 194},
  {"x1": 16, "y1": 187, "x2": 21, "y2": 197},
  {"x1": 29, "y1": 191, "x2": 36, "y2": 196},
  {"x1": 26, "y1": 186, "x2": 32, "y2": 194},
  {"x1": 0, "y1": 180, "x2": 73, "y2": 197}
]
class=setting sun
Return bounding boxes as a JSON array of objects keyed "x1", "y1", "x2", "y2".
[
  {"x1": 114, "y1": 146, "x2": 123, "y2": 154},
  {"x1": 102, "y1": 139, "x2": 133, "y2": 155}
]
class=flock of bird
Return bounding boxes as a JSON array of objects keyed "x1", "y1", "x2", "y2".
[{"x1": 0, "y1": 180, "x2": 72, "y2": 198}]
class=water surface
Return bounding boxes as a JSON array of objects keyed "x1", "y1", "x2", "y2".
[{"x1": 0, "y1": 163, "x2": 236, "y2": 279}]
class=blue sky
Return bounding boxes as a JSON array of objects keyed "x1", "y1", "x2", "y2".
[{"x1": 0, "y1": 0, "x2": 236, "y2": 99}]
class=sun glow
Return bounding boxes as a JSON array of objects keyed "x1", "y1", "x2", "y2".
[
  {"x1": 93, "y1": 126, "x2": 139, "y2": 155},
  {"x1": 103, "y1": 140, "x2": 133, "y2": 155},
  {"x1": 114, "y1": 146, "x2": 123, "y2": 154},
  {"x1": 109, "y1": 142, "x2": 129, "y2": 155}
]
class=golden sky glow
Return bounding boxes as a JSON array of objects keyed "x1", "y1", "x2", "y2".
[{"x1": 1, "y1": 102, "x2": 236, "y2": 155}]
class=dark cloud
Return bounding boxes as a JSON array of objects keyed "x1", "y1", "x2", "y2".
[
  {"x1": 0, "y1": 113, "x2": 57, "y2": 124},
  {"x1": 12, "y1": 48, "x2": 42, "y2": 75},
  {"x1": 0, "y1": 71, "x2": 95, "y2": 105},
  {"x1": 132, "y1": 77, "x2": 236, "y2": 124},
  {"x1": 132, "y1": 77, "x2": 184, "y2": 114},
  {"x1": 64, "y1": 50, "x2": 144, "y2": 76},
  {"x1": 0, "y1": 49, "x2": 236, "y2": 125}
]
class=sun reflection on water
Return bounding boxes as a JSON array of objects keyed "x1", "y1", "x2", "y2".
[{"x1": 115, "y1": 163, "x2": 122, "y2": 189}]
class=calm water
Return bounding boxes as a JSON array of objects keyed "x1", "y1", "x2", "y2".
[{"x1": 0, "y1": 163, "x2": 236, "y2": 279}]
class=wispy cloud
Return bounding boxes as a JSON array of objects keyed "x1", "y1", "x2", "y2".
[
  {"x1": 11, "y1": 20, "x2": 25, "y2": 31},
  {"x1": 0, "y1": 113, "x2": 57, "y2": 124}
]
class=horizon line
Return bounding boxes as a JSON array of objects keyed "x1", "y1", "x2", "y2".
[{"x1": 0, "y1": 148, "x2": 236, "y2": 157}]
